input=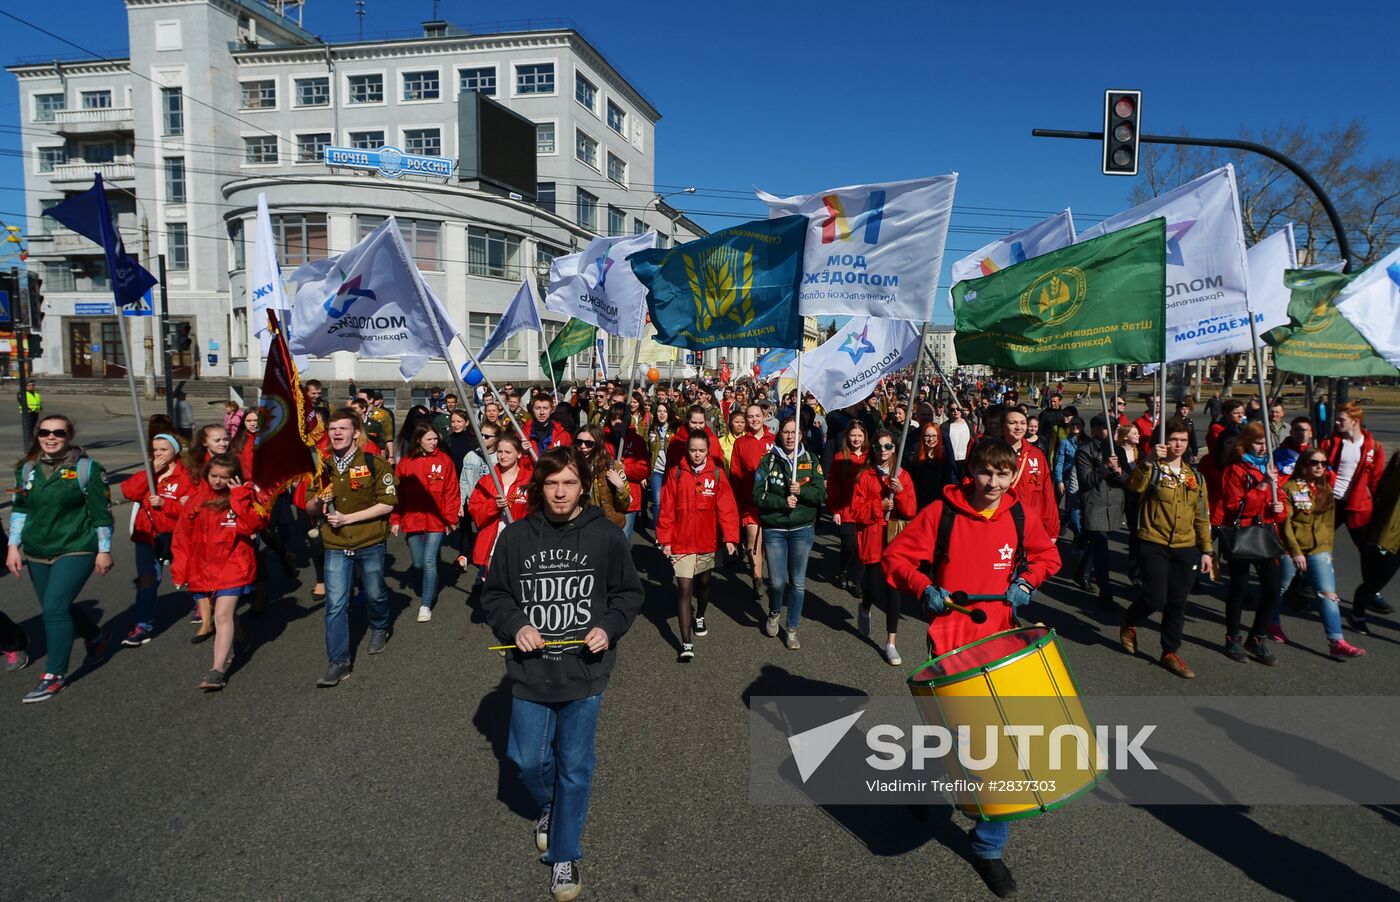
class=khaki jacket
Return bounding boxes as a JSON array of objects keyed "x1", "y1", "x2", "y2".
[{"x1": 1127, "y1": 459, "x2": 1211, "y2": 553}]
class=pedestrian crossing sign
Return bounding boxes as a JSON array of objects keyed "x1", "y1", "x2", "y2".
[{"x1": 122, "y1": 289, "x2": 154, "y2": 317}]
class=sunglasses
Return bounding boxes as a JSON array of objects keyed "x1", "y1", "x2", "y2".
[
  {"x1": 879, "y1": 442, "x2": 896, "y2": 450},
  {"x1": 37, "y1": 428, "x2": 69, "y2": 438},
  {"x1": 577, "y1": 440, "x2": 596, "y2": 448},
  {"x1": 1307, "y1": 459, "x2": 1328, "y2": 466}
]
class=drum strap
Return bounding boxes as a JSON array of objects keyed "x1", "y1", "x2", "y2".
[{"x1": 931, "y1": 500, "x2": 1027, "y2": 579}]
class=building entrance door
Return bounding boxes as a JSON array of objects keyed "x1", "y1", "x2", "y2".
[{"x1": 69, "y1": 321, "x2": 93, "y2": 378}]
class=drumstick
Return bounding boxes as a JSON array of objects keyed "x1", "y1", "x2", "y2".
[
  {"x1": 487, "y1": 639, "x2": 589, "y2": 651},
  {"x1": 948, "y1": 591, "x2": 990, "y2": 624}
]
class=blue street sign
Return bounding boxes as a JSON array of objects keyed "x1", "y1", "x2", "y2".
[
  {"x1": 0, "y1": 289, "x2": 9, "y2": 325},
  {"x1": 91, "y1": 342, "x2": 102, "y2": 352},
  {"x1": 323, "y1": 145, "x2": 454, "y2": 180},
  {"x1": 122, "y1": 288, "x2": 154, "y2": 317},
  {"x1": 75, "y1": 302, "x2": 116, "y2": 316}
]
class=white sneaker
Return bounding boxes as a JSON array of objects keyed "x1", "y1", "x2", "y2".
[
  {"x1": 884, "y1": 643, "x2": 902, "y2": 666},
  {"x1": 417, "y1": 605, "x2": 432, "y2": 623}
]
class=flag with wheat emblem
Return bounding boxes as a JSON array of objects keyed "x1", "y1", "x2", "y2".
[
  {"x1": 627, "y1": 215, "x2": 808, "y2": 351},
  {"x1": 951, "y1": 218, "x2": 1166, "y2": 371}
]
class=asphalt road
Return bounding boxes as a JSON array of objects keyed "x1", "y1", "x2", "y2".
[{"x1": 2, "y1": 395, "x2": 1399, "y2": 901}]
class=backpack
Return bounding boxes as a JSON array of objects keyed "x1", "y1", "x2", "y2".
[{"x1": 929, "y1": 498, "x2": 1027, "y2": 582}]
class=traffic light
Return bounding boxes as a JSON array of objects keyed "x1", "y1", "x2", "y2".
[
  {"x1": 25, "y1": 272, "x2": 43, "y2": 356},
  {"x1": 1102, "y1": 90, "x2": 1142, "y2": 176}
]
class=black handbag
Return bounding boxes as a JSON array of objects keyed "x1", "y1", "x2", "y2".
[
  {"x1": 152, "y1": 531, "x2": 175, "y2": 565},
  {"x1": 1218, "y1": 476, "x2": 1284, "y2": 562}
]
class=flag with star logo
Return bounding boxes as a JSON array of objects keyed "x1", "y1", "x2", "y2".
[
  {"x1": 1077, "y1": 165, "x2": 1249, "y2": 362},
  {"x1": 1265, "y1": 267, "x2": 1399, "y2": 377},
  {"x1": 802, "y1": 316, "x2": 920, "y2": 413}
]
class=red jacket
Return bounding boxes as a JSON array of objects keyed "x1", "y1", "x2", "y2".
[
  {"x1": 729, "y1": 430, "x2": 775, "y2": 512},
  {"x1": 665, "y1": 425, "x2": 724, "y2": 473},
  {"x1": 524, "y1": 418, "x2": 573, "y2": 458},
  {"x1": 1200, "y1": 453, "x2": 1229, "y2": 526},
  {"x1": 656, "y1": 462, "x2": 740, "y2": 555},
  {"x1": 120, "y1": 463, "x2": 192, "y2": 544},
  {"x1": 1133, "y1": 414, "x2": 1157, "y2": 456},
  {"x1": 1011, "y1": 442, "x2": 1059, "y2": 540},
  {"x1": 1321, "y1": 431, "x2": 1385, "y2": 530},
  {"x1": 849, "y1": 466, "x2": 918, "y2": 564},
  {"x1": 884, "y1": 483, "x2": 1061, "y2": 655},
  {"x1": 827, "y1": 451, "x2": 869, "y2": 520},
  {"x1": 391, "y1": 450, "x2": 460, "y2": 533},
  {"x1": 1219, "y1": 461, "x2": 1287, "y2": 528},
  {"x1": 466, "y1": 465, "x2": 531, "y2": 567},
  {"x1": 234, "y1": 438, "x2": 255, "y2": 481},
  {"x1": 604, "y1": 427, "x2": 651, "y2": 513},
  {"x1": 170, "y1": 483, "x2": 268, "y2": 593}
]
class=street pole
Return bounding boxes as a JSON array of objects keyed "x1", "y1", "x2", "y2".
[
  {"x1": 12, "y1": 266, "x2": 32, "y2": 446},
  {"x1": 141, "y1": 216, "x2": 155, "y2": 399},
  {"x1": 160, "y1": 255, "x2": 174, "y2": 422}
]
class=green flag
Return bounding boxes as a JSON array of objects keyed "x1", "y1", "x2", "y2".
[
  {"x1": 952, "y1": 218, "x2": 1166, "y2": 371},
  {"x1": 541, "y1": 318, "x2": 597, "y2": 381},
  {"x1": 1264, "y1": 270, "x2": 1399, "y2": 377}
]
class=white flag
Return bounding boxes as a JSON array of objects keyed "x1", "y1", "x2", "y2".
[
  {"x1": 1079, "y1": 165, "x2": 1250, "y2": 363},
  {"x1": 250, "y1": 192, "x2": 288, "y2": 352},
  {"x1": 758, "y1": 175, "x2": 957, "y2": 321},
  {"x1": 479, "y1": 277, "x2": 543, "y2": 360},
  {"x1": 544, "y1": 232, "x2": 655, "y2": 338},
  {"x1": 949, "y1": 209, "x2": 1076, "y2": 309},
  {"x1": 803, "y1": 316, "x2": 920, "y2": 413},
  {"x1": 1334, "y1": 246, "x2": 1400, "y2": 368},
  {"x1": 288, "y1": 217, "x2": 460, "y2": 379},
  {"x1": 1244, "y1": 225, "x2": 1298, "y2": 335}
]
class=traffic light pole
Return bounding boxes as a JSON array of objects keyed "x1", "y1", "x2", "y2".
[
  {"x1": 11, "y1": 266, "x2": 31, "y2": 445},
  {"x1": 159, "y1": 254, "x2": 173, "y2": 422},
  {"x1": 1031, "y1": 127, "x2": 1356, "y2": 404}
]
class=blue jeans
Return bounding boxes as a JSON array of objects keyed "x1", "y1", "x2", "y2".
[
  {"x1": 507, "y1": 693, "x2": 603, "y2": 863},
  {"x1": 971, "y1": 820, "x2": 1010, "y2": 859},
  {"x1": 323, "y1": 543, "x2": 390, "y2": 664},
  {"x1": 1278, "y1": 550, "x2": 1342, "y2": 639},
  {"x1": 763, "y1": 524, "x2": 815, "y2": 630},
  {"x1": 405, "y1": 530, "x2": 445, "y2": 607},
  {"x1": 133, "y1": 541, "x2": 163, "y2": 632},
  {"x1": 621, "y1": 511, "x2": 637, "y2": 544},
  {"x1": 649, "y1": 472, "x2": 665, "y2": 526}
]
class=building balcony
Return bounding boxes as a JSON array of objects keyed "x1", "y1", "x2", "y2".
[
  {"x1": 49, "y1": 160, "x2": 136, "y2": 184},
  {"x1": 52, "y1": 106, "x2": 135, "y2": 135}
]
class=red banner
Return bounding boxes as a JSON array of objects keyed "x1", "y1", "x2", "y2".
[{"x1": 252, "y1": 311, "x2": 320, "y2": 507}]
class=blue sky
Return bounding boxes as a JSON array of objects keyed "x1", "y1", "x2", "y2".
[{"x1": 2, "y1": 0, "x2": 1396, "y2": 324}]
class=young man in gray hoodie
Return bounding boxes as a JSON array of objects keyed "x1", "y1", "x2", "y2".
[{"x1": 483, "y1": 446, "x2": 644, "y2": 902}]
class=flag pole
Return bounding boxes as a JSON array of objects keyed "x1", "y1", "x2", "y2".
[
  {"x1": 790, "y1": 344, "x2": 804, "y2": 480},
  {"x1": 1158, "y1": 362, "x2": 1167, "y2": 447},
  {"x1": 113, "y1": 312, "x2": 158, "y2": 493},
  {"x1": 1246, "y1": 315, "x2": 1279, "y2": 503},
  {"x1": 1096, "y1": 366, "x2": 1117, "y2": 457},
  {"x1": 456, "y1": 336, "x2": 538, "y2": 461},
  {"x1": 892, "y1": 320, "x2": 931, "y2": 480},
  {"x1": 616, "y1": 336, "x2": 641, "y2": 462}
]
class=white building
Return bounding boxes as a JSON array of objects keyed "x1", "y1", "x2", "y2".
[{"x1": 10, "y1": 0, "x2": 744, "y2": 389}]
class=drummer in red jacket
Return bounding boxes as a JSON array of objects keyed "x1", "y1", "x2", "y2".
[
  {"x1": 1002, "y1": 407, "x2": 1059, "y2": 542},
  {"x1": 883, "y1": 437, "x2": 1060, "y2": 899},
  {"x1": 391, "y1": 421, "x2": 461, "y2": 623},
  {"x1": 656, "y1": 430, "x2": 739, "y2": 662}
]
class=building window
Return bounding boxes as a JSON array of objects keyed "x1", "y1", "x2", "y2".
[
  {"x1": 468, "y1": 312, "x2": 524, "y2": 361},
  {"x1": 45, "y1": 261, "x2": 75, "y2": 292},
  {"x1": 83, "y1": 142, "x2": 116, "y2": 164},
  {"x1": 515, "y1": 63, "x2": 554, "y2": 95},
  {"x1": 536, "y1": 122, "x2": 555, "y2": 154},
  {"x1": 165, "y1": 157, "x2": 186, "y2": 202},
  {"x1": 161, "y1": 87, "x2": 183, "y2": 136},
  {"x1": 608, "y1": 206, "x2": 626, "y2": 237},
  {"x1": 358, "y1": 216, "x2": 442, "y2": 270},
  {"x1": 575, "y1": 72, "x2": 597, "y2": 112},
  {"x1": 38, "y1": 146, "x2": 67, "y2": 173},
  {"x1": 606, "y1": 152, "x2": 626, "y2": 186},
  {"x1": 40, "y1": 200, "x2": 62, "y2": 233},
  {"x1": 81, "y1": 90, "x2": 113, "y2": 109},
  {"x1": 633, "y1": 218, "x2": 645, "y2": 235},
  {"x1": 294, "y1": 76, "x2": 329, "y2": 107},
  {"x1": 167, "y1": 222, "x2": 189, "y2": 271},
  {"x1": 229, "y1": 220, "x2": 245, "y2": 271},
  {"x1": 34, "y1": 92, "x2": 64, "y2": 121},
  {"x1": 403, "y1": 128, "x2": 441, "y2": 156},
  {"x1": 296, "y1": 132, "x2": 331, "y2": 163},
  {"x1": 244, "y1": 135, "x2": 278, "y2": 164},
  {"x1": 231, "y1": 306, "x2": 248, "y2": 358},
  {"x1": 537, "y1": 182, "x2": 556, "y2": 214},
  {"x1": 458, "y1": 66, "x2": 496, "y2": 95},
  {"x1": 349, "y1": 130, "x2": 385, "y2": 149},
  {"x1": 240, "y1": 80, "x2": 276, "y2": 110},
  {"x1": 467, "y1": 227, "x2": 523, "y2": 280},
  {"x1": 576, "y1": 189, "x2": 598, "y2": 232},
  {"x1": 575, "y1": 130, "x2": 598, "y2": 169},
  {"x1": 402, "y1": 70, "x2": 440, "y2": 101},
  {"x1": 271, "y1": 214, "x2": 327, "y2": 267},
  {"x1": 348, "y1": 73, "x2": 384, "y2": 104},
  {"x1": 606, "y1": 100, "x2": 626, "y2": 135}
]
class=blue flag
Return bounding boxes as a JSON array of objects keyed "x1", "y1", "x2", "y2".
[
  {"x1": 628, "y1": 215, "x2": 807, "y2": 351},
  {"x1": 479, "y1": 277, "x2": 543, "y2": 360},
  {"x1": 755, "y1": 347, "x2": 797, "y2": 378},
  {"x1": 43, "y1": 173, "x2": 157, "y2": 309}
]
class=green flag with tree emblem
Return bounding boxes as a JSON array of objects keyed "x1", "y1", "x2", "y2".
[
  {"x1": 540, "y1": 317, "x2": 597, "y2": 381},
  {"x1": 1264, "y1": 269, "x2": 1399, "y2": 377},
  {"x1": 952, "y1": 218, "x2": 1166, "y2": 371}
]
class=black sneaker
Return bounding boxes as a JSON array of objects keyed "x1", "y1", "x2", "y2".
[
  {"x1": 1245, "y1": 634, "x2": 1278, "y2": 666},
  {"x1": 693, "y1": 616, "x2": 708, "y2": 637},
  {"x1": 82, "y1": 630, "x2": 111, "y2": 666},
  {"x1": 316, "y1": 662, "x2": 352, "y2": 687},
  {"x1": 367, "y1": 629, "x2": 390, "y2": 655},
  {"x1": 1223, "y1": 635, "x2": 1249, "y2": 663},
  {"x1": 1347, "y1": 614, "x2": 1371, "y2": 636},
  {"x1": 1371, "y1": 597, "x2": 1396, "y2": 615},
  {"x1": 534, "y1": 808, "x2": 551, "y2": 854},
  {"x1": 549, "y1": 860, "x2": 581, "y2": 902},
  {"x1": 678, "y1": 643, "x2": 695, "y2": 662},
  {"x1": 973, "y1": 857, "x2": 1019, "y2": 898}
]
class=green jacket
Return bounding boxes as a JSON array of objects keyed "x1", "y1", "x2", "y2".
[
  {"x1": 754, "y1": 448, "x2": 826, "y2": 530},
  {"x1": 1365, "y1": 452, "x2": 1400, "y2": 555},
  {"x1": 12, "y1": 452, "x2": 113, "y2": 559},
  {"x1": 319, "y1": 451, "x2": 397, "y2": 551},
  {"x1": 1279, "y1": 477, "x2": 1337, "y2": 557},
  {"x1": 1127, "y1": 458, "x2": 1211, "y2": 553}
]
